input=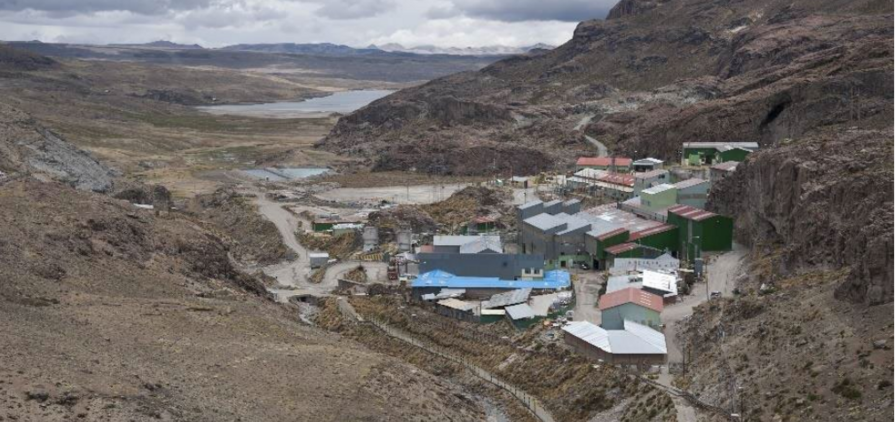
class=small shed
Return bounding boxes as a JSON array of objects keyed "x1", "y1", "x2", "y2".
[
  {"x1": 309, "y1": 252, "x2": 330, "y2": 269},
  {"x1": 632, "y1": 158, "x2": 664, "y2": 172},
  {"x1": 505, "y1": 303, "x2": 537, "y2": 328}
]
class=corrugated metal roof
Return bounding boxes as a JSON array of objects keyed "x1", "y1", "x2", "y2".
[
  {"x1": 634, "y1": 169, "x2": 669, "y2": 179},
  {"x1": 573, "y1": 168, "x2": 608, "y2": 180},
  {"x1": 673, "y1": 178, "x2": 709, "y2": 190},
  {"x1": 529, "y1": 293, "x2": 559, "y2": 317},
  {"x1": 459, "y1": 236, "x2": 502, "y2": 254},
  {"x1": 606, "y1": 275, "x2": 643, "y2": 294},
  {"x1": 543, "y1": 199, "x2": 563, "y2": 207},
  {"x1": 668, "y1": 204, "x2": 717, "y2": 221},
  {"x1": 434, "y1": 235, "x2": 480, "y2": 247},
  {"x1": 611, "y1": 255, "x2": 679, "y2": 275},
  {"x1": 598, "y1": 287, "x2": 664, "y2": 312},
  {"x1": 683, "y1": 142, "x2": 759, "y2": 150},
  {"x1": 523, "y1": 213, "x2": 567, "y2": 231},
  {"x1": 586, "y1": 219, "x2": 624, "y2": 239},
  {"x1": 604, "y1": 242, "x2": 639, "y2": 255},
  {"x1": 480, "y1": 309, "x2": 506, "y2": 316},
  {"x1": 482, "y1": 288, "x2": 532, "y2": 309},
  {"x1": 518, "y1": 200, "x2": 543, "y2": 210},
  {"x1": 437, "y1": 298, "x2": 478, "y2": 312},
  {"x1": 505, "y1": 303, "x2": 536, "y2": 320},
  {"x1": 412, "y1": 270, "x2": 571, "y2": 290},
  {"x1": 622, "y1": 320, "x2": 667, "y2": 354},
  {"x1": 642, "y1": 270, "x2": 678, "y2": 296},
  {"x1": 628, "y1": 224, "x2": 676, "y2": 241},
  {"x1": 577, "y1": 157, "x2": 633, "y2": 167},
  {"x1": 597, "y1": 227, "x2": 628, "y2": 241},
  {"x1": 641, "y1": 183, "x2": 676, "y2": 195},
  {"x1": 563, "y1": 321, "x2": 667, "y2": 355},
  {"x1": 598, "y1": 172, "x2": 636, "y2": 187}
]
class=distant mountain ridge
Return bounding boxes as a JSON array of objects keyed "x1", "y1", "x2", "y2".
[
  {"x1": 221, "y1": 42, "x2": 554, "y2": 57},
  {"x1": 370, "y1": 43, "x2": 555, "y2": 56}
]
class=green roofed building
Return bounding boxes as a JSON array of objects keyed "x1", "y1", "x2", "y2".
[
  {"x1": 666, "y1": 205, "x2": 733, "y2": 262},
  {"x1": 681, "y1": 142, "x2": 758, "y2": 166}
]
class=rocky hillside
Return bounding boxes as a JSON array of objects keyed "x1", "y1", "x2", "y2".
[
  {"x1": 0, "y1": 179, "x2": 487, "y2": 422},
  {"x1": 0, "y1": 103, "x2": 116, "y2": 192},
  {"x1": 320, "y1": 0, "x2": 892, "y2": 175}
]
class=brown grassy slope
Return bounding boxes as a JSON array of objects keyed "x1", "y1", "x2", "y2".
[{"x1": 0, "y1": 179, "x2": 484, "y2": 422}]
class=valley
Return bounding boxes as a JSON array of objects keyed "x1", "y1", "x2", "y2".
[{"x1": 0, "y1": 0, "x2": 892, "y2": 421}]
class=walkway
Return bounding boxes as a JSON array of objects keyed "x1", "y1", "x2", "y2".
[{"x1": 337, "y1": 301, "x2": 555, "y2": 422}]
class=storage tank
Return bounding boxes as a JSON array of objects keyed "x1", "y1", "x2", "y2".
[
  {"x1": 396, "y1": 229, "x2": 412, "y2": 252},
  {"x1": 362, "y1": 225, "x2": 379, "y2": 252}
]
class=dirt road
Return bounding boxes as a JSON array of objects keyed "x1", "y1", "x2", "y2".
[
  {"x1": 572, "y1": 271, "x2": 603, "y2": 325},
  {"x1": 663, "y1": 244, "x2": 747, "y2": 363}
]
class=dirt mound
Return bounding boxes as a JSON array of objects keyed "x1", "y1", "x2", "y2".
[
  {"x1": 368, "y1": 205, "x2": 438, "y2": 240},
  {"x1": 421, "y1": 185, "x2": 510, "y2": 228},
  {"x1": 0, "y1": 179, "x2": 491, "y2": 422},
  {"x1": 188, "y1": 188, "x2": 292, "y2": 266},
  {"x1": 297, "y1": 231, "x2": 362, "y2": 260}
]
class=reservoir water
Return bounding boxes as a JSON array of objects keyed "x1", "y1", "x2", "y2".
[{"x1": 197, "y1": 89, "x2": 394, "y2": 118}]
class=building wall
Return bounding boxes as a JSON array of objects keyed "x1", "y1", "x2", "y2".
[
  {"x1": 698, "y1": 215, "x2": 733, "y2": 252},
  {"x1": 676, "y1": 182, "x2": 710, "y2": 209},
  {"x1": 595, "y1": 231, "x2": 631, "y2": 268},
  {"x1": 718, "y1": 148, "x2": 751, "y2": 162},
  {"x1": 601, "y1": 304, "x2": 661, "y2": 330},
  {"x1": 417, "y1": 252, "x2": 545, "y2": 280},
  {"x1": 432, "y1": 245, "x2": 462, "y2": 254},
  {"x1": 635, "y1": 229, "x2": 679, "y2": 254},
  {"x1": 516, "y1": 202, "x2": 544, "y2": 227},
  {"x1": 634, "y1": 172, "x2": 670, "y2": 194},
  {"x1": 682, "y1": 147, "x2": 721, "y2": 165},
  {"x1": 564, "y1": 333, "x2": 666, "y2": 365},
  {"x1": 641, "y1": 188, "x2": 677, "y2": 212}
]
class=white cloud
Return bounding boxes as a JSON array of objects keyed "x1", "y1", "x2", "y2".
[{"x1": 0, "y1": 0, "x2": 609, "y2": 48}]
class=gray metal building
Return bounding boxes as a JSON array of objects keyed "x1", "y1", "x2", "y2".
[{"x1": 417, "y1": 252, "x2": 545, "y2": 280}]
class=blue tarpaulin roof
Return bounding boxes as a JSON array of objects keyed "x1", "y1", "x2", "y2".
[{"x1": 412, "y1": 269, "x2": 571, "y2": 290}]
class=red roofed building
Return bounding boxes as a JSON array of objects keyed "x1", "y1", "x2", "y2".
[
  {"x1": 598, "y1": 287, "x2": 663, "y2": 329},
  {"x1": 576, "y1": 156, "x2": 633, "y2": 172}
]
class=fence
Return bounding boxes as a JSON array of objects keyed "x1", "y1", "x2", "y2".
[{"x1": 365, "y1": 317, "x2": 556, "y2": 422}]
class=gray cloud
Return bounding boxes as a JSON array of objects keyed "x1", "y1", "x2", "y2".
[
  {"x1": 449, "y1": 0, "x2": 617, "y2": 22},
  {"x1": 0, "y1": 0, "x2": 214, "y2": 16},
  {"x1": 314, "y1": 0, "x2": 395, "y2": 20}
]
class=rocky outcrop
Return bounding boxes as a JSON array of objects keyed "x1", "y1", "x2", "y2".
[
  {"x1": 710, "y1": 129, "x2": 893, "y2": 305},
  {"x1": 0, "y1": 103, "x2": 116, "y2": 192},
  {"x1": 321, "y1": 0, "x2": 892, "y2": 175}
]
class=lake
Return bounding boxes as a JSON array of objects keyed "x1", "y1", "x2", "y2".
[{"x1": 197, "y1": 89, "x2": 394, "y2": 118}]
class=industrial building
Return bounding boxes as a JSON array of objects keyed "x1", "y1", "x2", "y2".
[
  {"x1": 633, "y1": 169, "x2": 671, "y2": 194},
  {"x1": 598, "y1": 287, "x2": 664, "y2": 330},
  {"x1": 673, "y1": 178, "x2": 711, "y2": 209},
  {"x1": 411, "y1": 269, "x2": 570, "y2": 300},
  {"x1": 593, "y1": 173, "x2": 636, "y2": 201},
  {"x1": 432, "y1": 235, "x2": 502, "y2": 254},
  {"x1": 667, "y1": 205, "x2": 734, "y2": 260},
  {"x1": 632, "y1": 158, "x2": 664, "y2": 172},
  {"x1": 610, "y1": 254, "x2": 680, "y2": 275},
  {"x1": 682, "y1": 142, "x2": 759, "y2": 166},
  {"x1": 515, "y1": 199, "x2": 580, "y2": 228},
  {"x1": 710, "y1": 161, "x2": 739, "y2": 182},
  {"x1": 576, "y1": 156, "x2": 633, "y2": 172},
  {"x1": 639, "y1": 184, "x2": 677, "y2": 212},
  {"x1": 562, "y1": 320, "x2": 667, "y2": 366},
  {"x1": 417, "y1": 252, "x2": 545, "y2": 280}
]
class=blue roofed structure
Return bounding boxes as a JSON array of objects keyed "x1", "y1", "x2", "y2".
[{"x1": 411, "y1": 270, "x2": 571, "y2": 296}]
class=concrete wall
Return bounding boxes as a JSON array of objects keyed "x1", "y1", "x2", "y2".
[
  {"x1": 600, "y1": 303, "x2": 661, "y2": 330},
  {"x1": 417, "y1": 252, "x2": 545, "y2": 280}
]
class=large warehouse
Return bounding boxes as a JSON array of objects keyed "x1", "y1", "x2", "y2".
[{"x1": 562, "y1": 320, "x2": 667, "y2": 366}]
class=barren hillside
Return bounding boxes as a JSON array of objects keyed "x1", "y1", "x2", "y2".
[
  {"x1": 0, "y1": 179, "x2": 487, "y2": 422},
  {"x1": 320, "y1": 0, "x2": 892, "y2": 175}
]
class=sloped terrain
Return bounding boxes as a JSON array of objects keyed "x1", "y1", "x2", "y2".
[
  {"x1": 0, "y1": 103, "x2": 116, "y2": 192},
  {"x1": 320, "y1": 0, "x2": 892, "y2": 175},
  {"x1": 0, "y1": 180, "x2": 486, "y2": 422}
]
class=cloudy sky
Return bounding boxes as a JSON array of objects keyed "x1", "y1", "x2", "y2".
[{"x1": 0, "y1": 0, "x2": 619, "y2": 48}]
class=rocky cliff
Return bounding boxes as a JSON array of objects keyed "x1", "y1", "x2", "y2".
[
  {"x1": 320, "y1": 0, "x2": 892, "y2": 175},
  {"x1": 709, "y1": 129, "x2": 893, "y2": 305},
  {"x1": 0, "y1": 103, "x2": 116, "y2": 192}
]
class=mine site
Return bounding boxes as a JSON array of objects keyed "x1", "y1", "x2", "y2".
[{"x1": 0, "y1": 0, "x2": 892, "y2": 421}]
